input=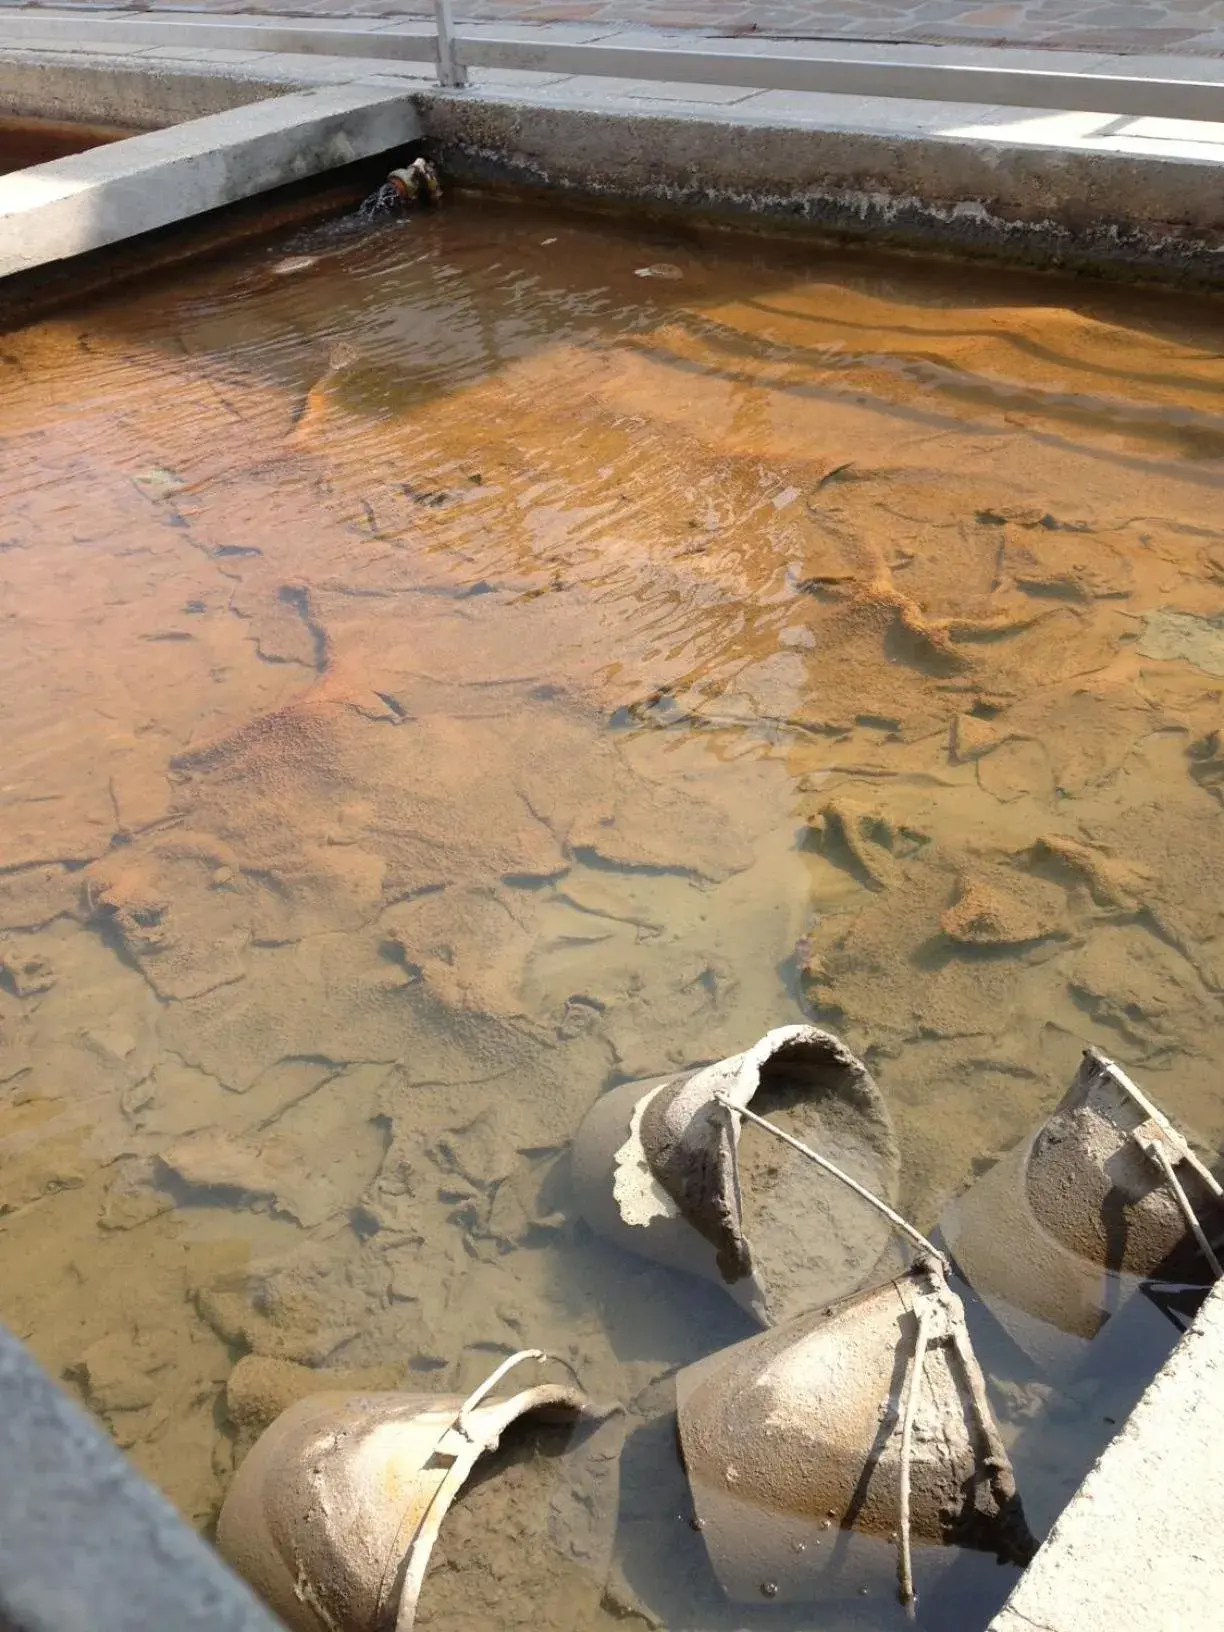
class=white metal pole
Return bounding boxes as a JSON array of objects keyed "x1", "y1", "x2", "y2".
[{"x1": 433, "y1": 0, "x2": 467, "y2": 88}]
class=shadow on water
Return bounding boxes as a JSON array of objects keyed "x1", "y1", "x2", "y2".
[{"x1": 0, "y1": 113, "x2": 136, "y2": 175}]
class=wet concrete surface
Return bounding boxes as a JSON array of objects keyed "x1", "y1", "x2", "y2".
[{"x1": 1, "y1": 197, "x2": 1223, "y2": 1629}]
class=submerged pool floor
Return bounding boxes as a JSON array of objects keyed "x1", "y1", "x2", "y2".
[{"x1": 2, "y1": 200, "x2": 1223, "y2": 1629}]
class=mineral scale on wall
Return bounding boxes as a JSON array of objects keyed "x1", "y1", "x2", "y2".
[{"x1": 1, "y1": 194, "x2": 1223, "y2": 1632}]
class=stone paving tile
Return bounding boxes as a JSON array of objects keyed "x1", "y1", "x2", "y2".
[{"x1": 4, "y1": 0, "x2": 1224, "y2": 54}]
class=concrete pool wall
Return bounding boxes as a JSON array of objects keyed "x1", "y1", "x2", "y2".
[
  {"x1": 0, "y1": 45, "x2": 423, "y2": 277},
  {"x1": 989, "y1": 1276, "x2": 1224, "y2": 1632},
  {"x1": 0, "y1": 20, "x2": 1222, "y2": 281}
]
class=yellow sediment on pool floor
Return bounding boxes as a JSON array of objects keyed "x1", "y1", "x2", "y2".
[{"x1": 0, "y1": 205, "x2": 1222, "y2": 1623}]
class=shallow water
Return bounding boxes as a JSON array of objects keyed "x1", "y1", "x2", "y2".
[
  {"x1": 0, "y1": 114, "x2": 133, "y2": 174},
  {"x1": 2, "y1": 199, "x2": 1224, "y2": 1629}
]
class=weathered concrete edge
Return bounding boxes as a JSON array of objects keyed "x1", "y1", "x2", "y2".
[
  {"x1": 0, "y1": 51, "x2": 295, "y2": 125},
  {"x1": 990, "y1": 1278, "x2": 1224, "y2": 1632},
  {"x1": 0, "y1": 1321, "x2": 285, "y2": 1632},
  {"x1": 413, "y1": 91, "x2": 1224, "y2": 282},
  {"x1": 0, "y1": 83, "x2": 420, "y2": 276}
]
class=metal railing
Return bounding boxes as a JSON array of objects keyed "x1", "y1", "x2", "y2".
[{"x1": 2, "y1": 4, "x2": 1223, "y2": 124}]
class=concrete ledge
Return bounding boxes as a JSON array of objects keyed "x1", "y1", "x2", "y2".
[
  {"x1": 0, "y1": 83, "x2": 419, "y2": 276},
  {"x1": 0, "y1": 53, "x2": 293, "y2": 124},
  {"x1": 0, "y1": 1321, "x2": 285, "y2": 1632},
  {"x1": 990, "y1": 1280, "x2": 1224, "y2": 1632}
]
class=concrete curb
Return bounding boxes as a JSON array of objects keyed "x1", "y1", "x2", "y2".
[
  {"x1": 0, "y1": 51, "x2": 295, "y2": 124},
  {"x1": 990, "y1": 1278, "x2": 1224, "y2": 1632},
  {"x1": 0, "y1": 1322, "x2": 285, "y2": 1632},
  {"x1": 0, "y1": 78, "x2": 419, "y2": 276}
]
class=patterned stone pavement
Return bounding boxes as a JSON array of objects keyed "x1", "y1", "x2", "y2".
[{"x1": 6, "y1": 0, "x2": 1224, "y2": 56}]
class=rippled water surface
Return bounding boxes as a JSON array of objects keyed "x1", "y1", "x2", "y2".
[{"x1": 3, "y1": 200, "x2": 1223, "y2": 1630}]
